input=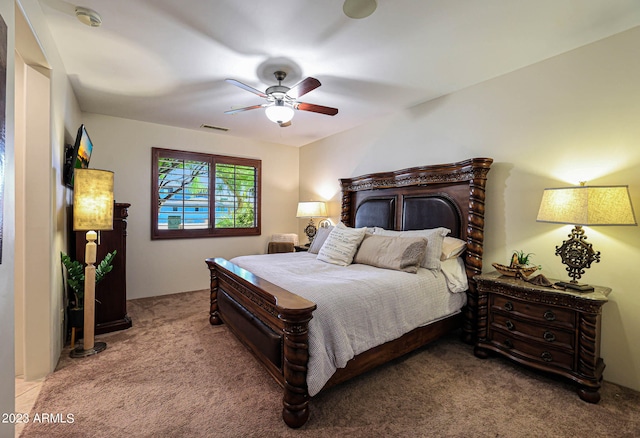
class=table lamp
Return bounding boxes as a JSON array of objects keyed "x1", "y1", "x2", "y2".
[
  {"x1": 296, "y1": 201, "x2": 327, "y2": 245},
  {"x1": 536, "y1": 183, "x2": 636, "y2": 291},
  {"x1": 70, "y1": 169, "x2": 114, "y2": 357}
]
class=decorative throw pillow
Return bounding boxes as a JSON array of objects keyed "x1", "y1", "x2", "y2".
[
  {"x1": 317, "y1": 223, "x2": 367, "y2": 266},
  {"x1": 353, "y1": 234, "x2": 427, "y2": 273},
  {"x1": 441, "y1": 236, "x2": 467, "y2": 261},
  {"x1": 373, "y1": 227, "x2": 450, "y2": 270},
  {"x1": 308, "y1": 225, "x2": 334, "y2": 254},
  {"x1": 440, "y1": 257, "x2": 469, "y2": 293}
]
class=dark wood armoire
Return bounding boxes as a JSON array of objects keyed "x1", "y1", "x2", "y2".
[{"x1": 71, "y1": 202, "x2": 132, "y2": 334}]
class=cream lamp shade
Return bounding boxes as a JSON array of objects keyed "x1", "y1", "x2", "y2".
[
  {"x1": 73, "y1": 169, "x2": 114, "y2": 231},
  {"x1": 296, "y1": 201, "x2": 327, "y2": 218},
  {"x1": 536, "y1": 184, "x2": 636, "y2": 291},
  {"x1": 536, "y1": 185, "x2": 636, "y2": 226}
]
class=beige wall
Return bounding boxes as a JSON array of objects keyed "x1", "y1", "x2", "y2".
[
  {"x1": 12, "y1": 0, "x2": 82, "y2": 384},
  {"x1": 82, "y1": 113, "x2": 300, "y2": 299},
  {"x1": 300, "y1": 26, "x2": 640, "y2": 391}
]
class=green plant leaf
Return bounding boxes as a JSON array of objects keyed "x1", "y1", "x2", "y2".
[
  {"x1": 512, "y1": 250, "x2": 535, "y2": 265},
  {"x1": 61, "y1": 250, "x2": 117, "y2": 308},
  {"x1": 96, "y1": 250, "x2": 117, "y2": 284}
]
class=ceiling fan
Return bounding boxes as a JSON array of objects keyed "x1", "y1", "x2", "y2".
[{"x1": 224, "y1": 71, "x2": 339, "y2": 127}]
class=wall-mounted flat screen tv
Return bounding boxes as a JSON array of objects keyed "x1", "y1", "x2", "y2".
[{"x1": 64, "y1": 124, "x2": 94, "y2": 188}]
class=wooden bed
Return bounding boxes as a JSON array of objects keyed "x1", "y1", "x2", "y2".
[{"x1": 205, "y1": 157, "x2": 492, "y2": 428}]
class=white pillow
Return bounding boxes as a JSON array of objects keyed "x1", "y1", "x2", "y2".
[
  {"x1": 308, "y1": 225, "x2": 334, "y2": 254},
  {"x1": 440, "y1": 257, "x2": 469, "y2": 293},
  {"x1": 317, "y1": 223, "x2": 367, "y2": 266},
  {"x1": 373, "y1": 227, "x2": 450, "y2": 270},
  {"x1": 441, "y1": 236, "x2": 467, "y2": 261}
]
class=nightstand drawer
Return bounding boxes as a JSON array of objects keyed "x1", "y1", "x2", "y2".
[
  {"x1": 491, "y1": 331, "x2": 574, "y2": 371},
  {"x1": 491, "y1": 294, "x2": 576, "y2": 330},
  {"x1": 490, "y1": 313, "x2": 574, "y2": 351}
]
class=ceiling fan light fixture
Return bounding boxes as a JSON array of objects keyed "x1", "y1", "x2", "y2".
[
  {"x1": 265, "y1": 101, "x2": 295, "y2": 124},
  {"x1": 75, "y1": 6, "x2": 102, "y2": 27},
  {"x1": 225, "y1": 71, "x2": 337, "y2": 123},
  {"x1": 343, "y1": 0, "x2": 377, "y2": 19}
]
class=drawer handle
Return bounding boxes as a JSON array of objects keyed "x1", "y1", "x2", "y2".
[
  {"x1": 504, "y1": 301, "x2": 514, "y2": 311},
  {"x1": 544, "y1": 310, "x2": 556, "y2": 321},
  {"x1": 505, "y1": 320, "x2": 515, "y2": 331},
  {"x1": 543, "y1": 331, "x2": 556, "y2": 342},
  {"x1": 504, "y1": 339, "x2": 514, "y2": 349},
  {"x1": 541, "y1": 351, "x2": 553, "y2": 362}
]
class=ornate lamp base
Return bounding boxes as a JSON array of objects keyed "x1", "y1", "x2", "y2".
[
  {"x1": 304, "y1": 219, "x2": 317, "y2": 245},
  {"x1": 70, "y1": 341, "x2": 107, "y2": 358},
  {"x1": 554, "y1": 225, "x2": 600, "y2": 292}
]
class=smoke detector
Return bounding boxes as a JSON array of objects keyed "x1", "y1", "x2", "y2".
[
  {"x1": 75, "y1": 7, "x2": 102, "y2": 27},
  {"x1": 343, "y1": 0, "x2": 377, "y2": 19}
]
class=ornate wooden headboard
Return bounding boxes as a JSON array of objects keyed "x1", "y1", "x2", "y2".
[{"x1": 339, "y1": 157, "x2": 493, "y2": 343}]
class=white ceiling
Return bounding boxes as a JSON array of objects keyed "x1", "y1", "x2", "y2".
[{"x1": 38, "y1": 0, "x2": 640, "y2": 147}]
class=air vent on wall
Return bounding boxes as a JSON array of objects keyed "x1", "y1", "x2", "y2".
[{"x1": 200, "y1": 124, "x2": 229, "y2": 132}]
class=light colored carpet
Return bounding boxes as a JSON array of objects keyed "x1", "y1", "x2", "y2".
[{"x1": 21, "y1": 289, "x2": 640, "y2": 437}]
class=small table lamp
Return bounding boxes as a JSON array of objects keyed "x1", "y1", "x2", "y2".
[
  {"x1": 296, "y1": 201, "x2": 327, "y2": 245},
  {"x1": 70, "y1": 169, "x2": 114, "y2": 358},
  {"x1": 537, "y1": 183, "x2": 636, "y2": 291}
]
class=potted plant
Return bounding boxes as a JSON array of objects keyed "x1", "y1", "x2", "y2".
[
  {"x1": 510, "y1": 250, "x2": 535, "y2": 268},
  {"x1": 61, "y1": 251, "x2": 117, "y2": 327},
  {"x1": 492, "y1": 250, "x2": 541, "y2": 277}
]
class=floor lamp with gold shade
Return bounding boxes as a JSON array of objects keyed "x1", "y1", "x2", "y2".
[{"x1": 70, "y1": 169, "x2": 114, "y2": 358}]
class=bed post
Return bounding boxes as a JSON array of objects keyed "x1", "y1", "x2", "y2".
[
  {"x1": 462, "y1": 158, "x2": 492, "y2": 344},
  {"x1": 281, "y1": 311, "x2": 314, "y2": 428},
  {"x1": 208, "y1": 260, "x2": 222, "y2": 325},
  {"x1": 340, "y1": 190, "x2": 351, "y2": 225}
]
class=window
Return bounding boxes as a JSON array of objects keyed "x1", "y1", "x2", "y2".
[{"x1": 151, "y1": 148, "x2": 261, "y2": 239}]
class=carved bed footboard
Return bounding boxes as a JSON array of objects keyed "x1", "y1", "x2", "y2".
[{"x1": 207, "y1": 257, "x2": 317, "y2": 428}]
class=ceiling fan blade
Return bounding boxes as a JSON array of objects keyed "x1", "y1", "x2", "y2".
[
  {"x1": 225, "y1": 79, "x2": 268, "y2": 98},
  {"x1": 287, "y1": 77, "x2": 321, "y2": 99},
  {"x1": 295, "y1": 102, "x2": 339, "y2": 116},
  {"x1": 224, "y1": 104, "x2": 265, "y2": 115},
  {"x1": 279, "y1": 121, "x2": 292, "y2": 128}
]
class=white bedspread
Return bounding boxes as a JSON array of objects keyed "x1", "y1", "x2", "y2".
[{"x1": 230, "y1": 252, "x2": 466, "y2": 396}]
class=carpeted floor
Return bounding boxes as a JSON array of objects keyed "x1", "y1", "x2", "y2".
[{"x1": 21, "y1": 289, "x2": 640, "y2": 437}]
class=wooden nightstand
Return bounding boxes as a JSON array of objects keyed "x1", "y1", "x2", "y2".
[{"x1": 473, "y1": 271, "x2": 610, "y2": 403}]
